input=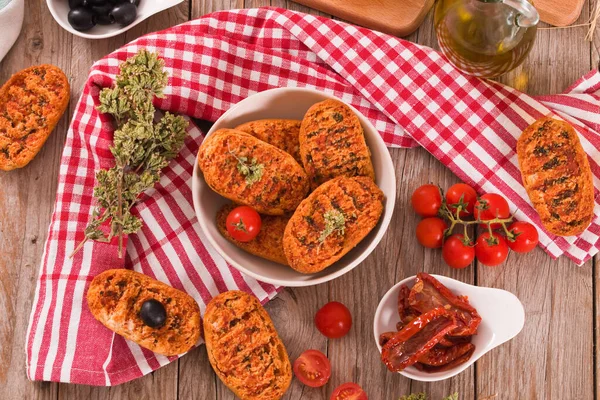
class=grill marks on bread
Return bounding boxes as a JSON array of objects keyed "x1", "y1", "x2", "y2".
[{"x1": 517, "y1": 117, "x2": 594, "y2": 236}]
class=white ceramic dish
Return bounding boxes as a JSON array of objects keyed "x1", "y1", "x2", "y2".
[
  {"x1": 46, "y1": 0, "x2": 182, "y2": 39},
  {"x1": 374, "y1": 274, "x2": 525, "y2": 382},
  {"x1": 192, "y1": 87, "x2": 396, "y2": 287}
]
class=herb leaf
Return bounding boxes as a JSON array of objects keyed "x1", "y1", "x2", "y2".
[
  {"x1": 318, "y1": 209, "x2": 346, "y2": 243},
  {"x1": 72, "y1": 49, "x2": 189, "y2": 258},
  {"x1": 228, "y1": 149, "x2": 264, "y2": 185}
]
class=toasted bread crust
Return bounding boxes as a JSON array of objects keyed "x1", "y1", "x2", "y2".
[
  {"x1": 87, "y1": 269, "x2": 202, "y2": 356},
  {"x1": 204, "y1": 291, "x2": 292, "y2": 400},
  {"x1": 0, "y1": 65, "x2": 70, "y2": 171},
  {"x1": 235, "y1": 119, "x2": 302, "y2": 164},
  {"x1": 216, "y1": 204, "x2": 289, "y2": 265},
  {"x1": 517, "y1": 117, "x2": 594, "y2": 236},
  {"x1": 299, "y1": 99, "x2": 375, "y2": 189},
  {"x1": 198, "y1": 129, "x2": 309, "y2": 215},
  {"x1": 283, "y1": 176, "x2": 384, "y2": 273}
]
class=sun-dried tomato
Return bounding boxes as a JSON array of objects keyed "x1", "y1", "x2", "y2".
[
  {"x1": 408, "y1": 273, "x2": 481, "y2": 336},
  {"x1": 414, "y1": 343, "x2": 475, "y2": 372},
  {"x1": 398, "y1": 284, "x2": 420, "y2": 325},
  {"x1": 417, "y1": 342, "x2": 475, "y2": 366},
  {"x1": 381, "y1": 307, "x2": 456, "y2": 372}
]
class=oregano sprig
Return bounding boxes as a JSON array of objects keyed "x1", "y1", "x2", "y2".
[{"x1": 71, "y1": 50, "x2": 189, "y2": 258}]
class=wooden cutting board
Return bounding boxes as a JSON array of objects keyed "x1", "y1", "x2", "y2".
[
  {"x1": 293, "y1": 0, "x2": 585, "y2": 37},
  {"x1": 536, "y1": 0, "x2": 586, "y2": 27},
  {"x1": 293, "y1": 0, "x2": 435, "y2": 37}
]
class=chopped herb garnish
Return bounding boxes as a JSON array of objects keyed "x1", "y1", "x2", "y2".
[
  {"x1": 318, "y1": 209, "x2": 346, "y2": 243},
  {"x1": 332, "y1": 112, "x2": 344, "y2": 122},
  {"x1": 228, "y1": 149, "x2": 264, "y2": 185}
]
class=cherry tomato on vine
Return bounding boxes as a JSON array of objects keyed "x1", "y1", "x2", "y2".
[
  {"x1": 293, "y1": 350, "x2": 331, "y2": 388},
  {"x1": 507, "y1": 221, "x2": 539, "y2": 253},
  {"x1": 475, "y1": 232, "x2": 509, "y2": 266},
  {"x1": 330, "y1": 382, "x2": 368, "y2": 400},
  {"x1": 411, "y1": 184, "x2": 442, "y2": 217},
  {"x1": 226, "y1": 206, "x2": 261, "y2": 242},
  {"x1": 416, "y1": 217, "x2": 448, "y2": 248},
  {"x1": 445, "y1": 183, "x2": 477, "y2": 217},
  {"x1": 315, "y1": 301, "x2": 352, "y2": 339},
  {"x1": 442, "y1": 234, "x2": 475, "y2": 269},
  {"x1": 474, "y1": 193, "x2": 510, "y2": 229}
]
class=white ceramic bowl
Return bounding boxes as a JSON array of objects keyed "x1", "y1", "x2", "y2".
[
  {"x1": 192, "y1": 87, "x2": 396, "y2": 287},
  {"x1": 374, "y1": 274, "x2": 525, "y2": 382},
  {"x1": 46, "y1": 0, "x2": 182, "y2": 39}
]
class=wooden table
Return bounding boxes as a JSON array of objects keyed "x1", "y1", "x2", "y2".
[{"x1": 1, "y1": 1, "x2": 599, "y2": 399}]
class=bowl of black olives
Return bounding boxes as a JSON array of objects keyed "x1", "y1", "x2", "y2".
[{"x1": 47, "y1": 0, "x2": 183, "y2": 38}]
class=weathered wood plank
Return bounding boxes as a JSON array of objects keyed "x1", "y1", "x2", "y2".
[
  {"x1": 0, "y1": 0, "x2": 73, "y2": 398},
  {"x1": 477, "y1": 7, "x2": 595, "y2": 400}
]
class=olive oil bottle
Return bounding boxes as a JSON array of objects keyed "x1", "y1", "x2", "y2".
[{"x1": 434, "y1": 0, "x2": 539, "y2": 78}]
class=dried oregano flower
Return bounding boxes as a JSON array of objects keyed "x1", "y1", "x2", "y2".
[
  {"x1": 318, "y1": 209, "x2": 346, "y2": 243},
  {"x1": 72, "y1": 49, "x2": 188, "y2": 258}
]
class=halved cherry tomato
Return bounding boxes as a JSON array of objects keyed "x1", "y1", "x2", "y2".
[
  {"x1": 442, "y1": 234, "x2": 474, "y2": 269},
  {"x1": 416, "y1": 217, "x2": 448, "y2": 248},
  {"x1": 293, "y1": 350, "x2": 331, "y2": 388},
  {"x1": 315, "y1": 301, "x2": 352, "y2": 339},
  {"x1": 330, "y1": 382, "x2": 368, "y2": 400},
  {"x1": 475, "y1": 232, "x2": 509, "y2": 266},
  {"x1": 411, "y1": 184, "x2": 442, "y2": 217},
  {"x1": 225, "y1": 206, "x2": 261, "y2": 242},
  {"x1": 474, "y1": 193, "x2": 510, "y2": 229},
  {"x1": 507, "y1": 221, "x2": 539, "y2": 253},
  {"x1": 446, "y1": 183, "x2": 477, "y2": 217}
]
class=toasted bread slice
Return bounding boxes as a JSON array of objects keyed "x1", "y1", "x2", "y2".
[
  {"x1": 198, "y1": 129, "x2": 309, "y2": 215},
  {"x1": 204, "y1": 291, "x2": 292, "y2": 400},
  {"x1": 517, "y1": 117, "x2": 594, "y2": 236},
  {"x1": 0, "y1": 65, "x2": 70, "y2": 171},
  {"x1": 87, "y1": 269, "x2": 202, "y2": 356},
  {"x1": 299, "y1": 99, "x2": 375, "y2": 190},
  {"x1": 283, "y1": 176, "x2": 384, "y2": 273}
]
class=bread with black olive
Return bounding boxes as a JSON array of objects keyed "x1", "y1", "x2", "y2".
[{"x1": 87, "y1": 269, "x2": 202, "y2": 356}]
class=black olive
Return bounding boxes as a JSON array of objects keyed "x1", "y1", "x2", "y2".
[
  {"x1": 140, "y1": 299, "x2": 166, "y2": 328},
  {"x1": 68, "y1": 8, "x2": 97, "y2": 31},
  {"x1": 110, "y1": 3, "x2": 137, "y2": 26},
  {"x1": 68, "y1": 0, "x2": 87, "y2": 9},
  {"x1": 128, "y1": 0, "x2": 140, "y2": 6},
  {"x1": 91, "y1": 4, "x2": 115, "y2": 24}
]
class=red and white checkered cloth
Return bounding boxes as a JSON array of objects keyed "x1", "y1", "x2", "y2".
[{"x1": 26, "y1": 7, "x2": 600, "y2": 386}]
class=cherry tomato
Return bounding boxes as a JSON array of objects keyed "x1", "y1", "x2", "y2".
[
  {"x1": 330, "y1": 382, "x2": 368, "y2": 400},
  {"x1": 293, "y1": 350, "x2": 331, "y2": 388},
  {"x1": 315, "y1": 301, "x2": 352, "y2": 339},
  {"x1": 416, "y1": 217, "x2": 448, "y2": 248},
  {"x1": 507, "y1": 221, "x2": 539, "y2": 253},
  {"x1": 474, "y1": 193, "x2": 510, "y2": 229},
  {"x1": 475, "y1": 232, "x2": 509, "y2": 266},
  {"x1": 411, "y1": 184, "x2": 442, "y2": 217},
  {"x1": 225, "y1": 206, "x2": 261, "y2": 242},
  {"x1": 442, "y1": 234, "x2": 475, "y2": 269},
  {"x1": 446, "y1": 183, "x2": 478, "y2": 217}
]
